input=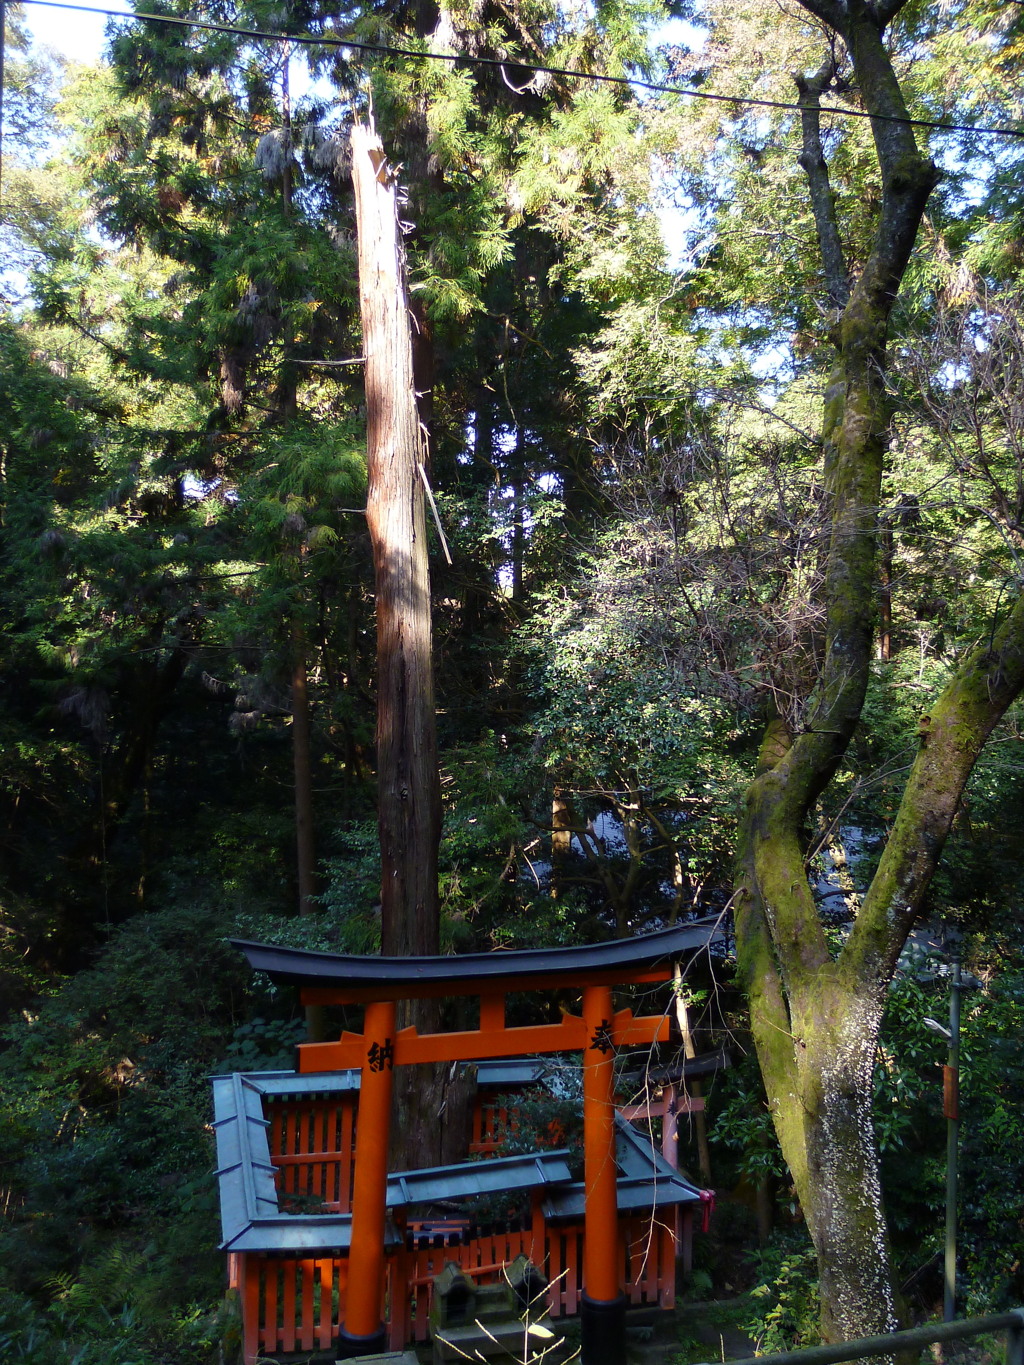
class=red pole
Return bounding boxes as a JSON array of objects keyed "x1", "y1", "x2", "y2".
[
  {"x1": 338, "y1": 998, "x2": 396, "y2": 1357},
  {"x1": 580, "y1": 984, "x2": 626, "y2": 1365}
]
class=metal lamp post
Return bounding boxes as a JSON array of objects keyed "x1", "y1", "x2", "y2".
[{"x1": 925, "y1": 951, "x2": 962, "y2": 1322}]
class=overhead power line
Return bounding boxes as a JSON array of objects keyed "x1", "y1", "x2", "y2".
[{"x1": 19, "y1": 0, "x2": 1024, "y2": 141}]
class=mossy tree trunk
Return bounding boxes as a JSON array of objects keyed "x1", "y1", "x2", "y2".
[{"x1": 734, "y1": 0, "x2": 1024, "y2": 1342}]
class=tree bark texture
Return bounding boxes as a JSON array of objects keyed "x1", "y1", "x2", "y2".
[
  {"x1": 352, "y1": 121, "x2": 442, "y2": 962},
  {"x1": 734, "y1": 0, "x2": 1024, "y2": 1344},
  {"x1": 353, "y1": 121, "x2": 461, "y2": 1171}
]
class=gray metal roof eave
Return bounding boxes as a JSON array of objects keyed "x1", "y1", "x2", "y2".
[
  {"x1": 613, "y1": 1112, "x2": 705, "y2": 1188},
  {"x1": 220, "y1": 1215, "x2": 404, "y2": 1255},
  {"x1": 542, "y1": 1116, "x2": 705, "y2": 1220},
  {"x1": 212, "y1": 1073, "x2": 281, "y2": 1248},
  {"x1": 209, "y1": 1060, "x2": 555, "y2": 1098},
  {"x1": 209, "y1": 1069, "x2": 361, "y2": 1096},
  {"x1": 385, "y1": 1149, "x2": 573, "y2": 1207},
  {"x1": 542, "y1": 1175, "x2": 703, "y2": 1220}
]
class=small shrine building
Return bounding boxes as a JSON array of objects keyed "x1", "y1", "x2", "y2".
[{"x1": 215, "y1": 918, "x2": 722, "y2": 1364}]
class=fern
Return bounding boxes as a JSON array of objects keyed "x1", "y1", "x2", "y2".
[{"x1": 48, "y1": 1246, "x2": 145, "y2": 1332}]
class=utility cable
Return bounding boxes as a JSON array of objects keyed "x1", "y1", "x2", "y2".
[
  {"x1": 1, "y1": 0, "x2": 7, "y2": 199},
  {"x1": 19, "y1": 0, "x2": 1024, "y2": 141}
]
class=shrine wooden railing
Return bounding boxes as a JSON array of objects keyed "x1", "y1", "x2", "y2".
[{"x1": 227, "y1": 1210, "x2": 681, "y2": 1360}]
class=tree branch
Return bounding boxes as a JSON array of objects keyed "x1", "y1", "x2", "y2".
[
  {"x1": 843, "y1": 585, "x2": 1024, "y2": 991},
  {"x1": 795, "y1": 58, "x2": 850, "y2": 311},
  {"x1": 869, "y1": 0, "x2": 912, "y2": 31},
  {"x1": 796, "y1": 0, "x2": 848, "y2": 31}
]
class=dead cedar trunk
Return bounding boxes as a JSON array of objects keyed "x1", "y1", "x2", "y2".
[
  {"x1": 352, "y1": 118, "x2": 440, "y2": 964},
  {"x1": 351, "y1": 122, "x2": 470, "y2": 1168}
]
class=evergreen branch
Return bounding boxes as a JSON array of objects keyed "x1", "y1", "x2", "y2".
[{"x1": 19, "y1": 0, "x2": 1024, "y2": 140}]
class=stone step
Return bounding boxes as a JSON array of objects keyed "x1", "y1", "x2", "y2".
[
  {"x1": 335, "y1": 1352, "x2": 419, "y2": 1365},
  {"x1": 431, "y1": 1314, "x2": 558, "y2": 1364}
]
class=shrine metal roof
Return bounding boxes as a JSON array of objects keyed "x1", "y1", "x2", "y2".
[
  {"x1": 231, "y1": 916, "x2": 723, "y2": 996},
  {"x1": 541, "y1": 1117, "x2": 704, "y2": 1220},
  {"x1": 211, "y1": 1070, "x2": 573, "y2": 1254},
  {"x1": 211, "y1": 1068, "x2": 706, "y2": 1257},
  {"x1": 209, "y1": 1060, "x2": 545, "y2": 1094},
  {"x1": 386, "y1": 1151, "x2": 573, "y2": 1206},
  {"x1": 211, "y1": 1072, "x2": 388, "y2": 1254}
]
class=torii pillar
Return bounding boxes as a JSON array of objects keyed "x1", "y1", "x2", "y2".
[
  {"x1": 581, "y1": 982, "x2": 627, "y2": 1365},
  {"x1": 336, "y1": 998, "x2": 396, "y2": 1357}
]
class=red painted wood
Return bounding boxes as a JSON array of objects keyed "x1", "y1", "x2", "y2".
[
  {"x1": 235, "y1": 1074, "x2": 687, "y2": 1354},
  {"x1": 582, "y1": 984, "x2": 620, "y2": 1303},
  {"x1": 285, "y1": 1110, "x2": 298, "y2": 1194},
  {"x1": 241, "y1": 1256, "x2": 260, "y2": 1365},
  {"x1": 340, "y1": 1096, "x2": 355, "y2": 1210},
  {"x1": 262, "y1": 1262, "x2": 278, "y2": 1354},
  {"x1": 281, "y1": 1261, "x2": 296, "y2": 1351},
  {"x1": 299, "y1": 1006, "x2": 669, "y2": 1072},
  {"x1": 344, "y1": 997, "x2": 396, "y2": 1340},
  {"x1": 318, "y1": 1258, "x2": 334, "y2": 1346},
  {"x1": 299, "y1": 1260, "x2": 313, "y2": 1350}
]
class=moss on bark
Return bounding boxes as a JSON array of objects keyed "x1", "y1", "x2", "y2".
[{"x1": 733, "y1": 0, "x2": 947, "y2": 1343}]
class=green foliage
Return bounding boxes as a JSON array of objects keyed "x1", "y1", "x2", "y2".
[
  {"x1": 874, "y1": 968, "x2": 946, "y2": 1154},
  {"x1": 315, "y1": 822, "x2": 387, "y2": 953},
  {"x1": 872, "y1": 956, "x2": 1024, "y2": 1306},
  {"x1": 744, "y1": 1231, "x2": 820, "y2": 1354},
  {"x1": 872, "y1": 966, "x2": 948, "y2": 1265},
  {"x1": 0, "y1": 1250, "x2": 220, "y2": 1364},
  {"x1": 0, "y1": 905, "x2": 243, "y2": 1302},
  {"x1": 436, "y1": 734, "x2": 542, "y2": 943},
  {"x1": 492, "y1": 1073, "x2": 586, "y2": 1176},
  {"x1": 315, "y1": 734, "x2": 595, "y2": 955},
  {"x1": 708, "y1": 1053, "x2": 787, "y2": 1184},
  {"x1": 523, "y1": 526, "x2": 753, "y2": 929},
  {"x1": 959, "y1": 965, "x2": 1024, "y2": 1310},
  {"x1": 218, "y1": 1015, "x2": 307, "y2": 1071}
]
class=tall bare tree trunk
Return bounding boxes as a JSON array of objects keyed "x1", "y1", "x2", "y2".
[
  {"x1": 352, "y1": 120, "x2": 441, "y2": 962},
  {"x1": 352, "y1": 122, "x2": 470, "y2": 1170}
]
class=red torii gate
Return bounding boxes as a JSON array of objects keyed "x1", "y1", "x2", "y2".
[{"x1": 235, "y1": 917, "x2": 721, "y2": 1365}]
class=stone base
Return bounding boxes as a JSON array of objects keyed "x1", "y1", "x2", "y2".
[
  {"x1": 580, "y1": 1292, "x2": 627, "y2": 1365},
  {"x1": 336, "y1": 1354, "x2": 418, "y2": 1365},
  {"x1": 336, "y1": 1324, "x2": 389, "y2": 1359},
  {"x1": 432, "y1": 1314, "x2": 558, "y2": 1364}
]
